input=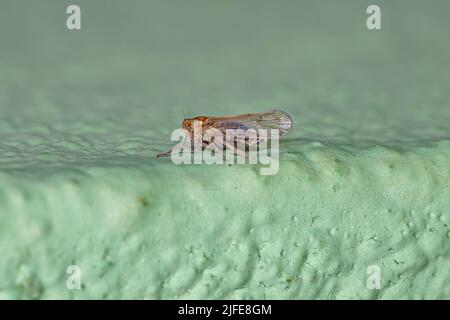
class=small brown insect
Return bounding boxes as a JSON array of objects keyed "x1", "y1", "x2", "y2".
[{"x1": 157, "y1": 110, "x2": 293, "y2": 158}]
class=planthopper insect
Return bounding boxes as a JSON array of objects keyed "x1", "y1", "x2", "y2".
[{"x1": 157, "y1": 110, "x2": 293, "y2": 158}]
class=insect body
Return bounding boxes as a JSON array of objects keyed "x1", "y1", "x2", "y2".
[{"x1": 157, "y1": 110, "x2": 293, "y2": 158}]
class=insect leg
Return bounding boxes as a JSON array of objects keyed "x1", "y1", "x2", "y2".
[{"x1": 156, "y1": 149, "x2": 173, "y2": 158}]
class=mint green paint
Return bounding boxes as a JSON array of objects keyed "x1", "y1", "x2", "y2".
[{"x1": 0, "y1": 0, "x2": 449, "y2": 299}]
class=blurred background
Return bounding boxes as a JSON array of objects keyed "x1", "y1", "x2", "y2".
[{"x1": 0, "y1": 0, "x2": 449, "y2": 163}]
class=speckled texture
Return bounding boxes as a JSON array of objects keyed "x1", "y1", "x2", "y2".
[{"x1": 0, "y1": 0, "x2": 449, "y2": 299}]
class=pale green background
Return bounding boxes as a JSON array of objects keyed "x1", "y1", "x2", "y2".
[{"x1": 0, "y1": 0, "x2": 449, "y2": 299}]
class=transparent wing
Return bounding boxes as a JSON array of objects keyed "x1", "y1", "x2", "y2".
[
  {"x1": 206, "y1": 110, "x2": 293, "y2": 148},
  {"x1": 209, "y1": 110, "x2": 292, "y2": 136}
]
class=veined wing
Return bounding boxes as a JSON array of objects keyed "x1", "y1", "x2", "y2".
[
  {"x1": 203, "y1": 110, "x2": 293, "y2": 153},
  {"x1": 207, "y1": 110, "x2": 293, "y2": 137}
]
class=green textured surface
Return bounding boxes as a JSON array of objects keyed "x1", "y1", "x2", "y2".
[{"x1": 0, "y1": 0, "x2": 449, "y2": 299}]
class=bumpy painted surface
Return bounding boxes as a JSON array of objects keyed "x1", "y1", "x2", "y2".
[{"x1": 0, "y1": 0, "x2": 449, "y2": 299}]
